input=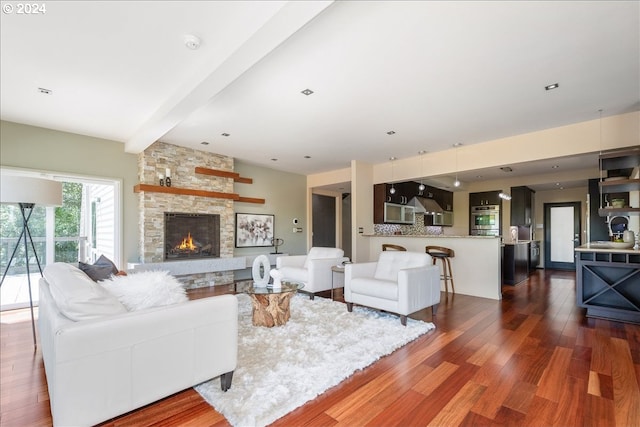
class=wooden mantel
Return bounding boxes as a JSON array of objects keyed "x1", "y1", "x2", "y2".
[
  {"x1": 195, "y1": 167, "x2": 253, "y2": 184},
  {"x1": 133, "y1": 184, "x2": 265, "y2": 204}
]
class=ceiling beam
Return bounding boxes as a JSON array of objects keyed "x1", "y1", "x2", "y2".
[{"x1": 124, "y1": 0, "x2": 334, "y2": 154}]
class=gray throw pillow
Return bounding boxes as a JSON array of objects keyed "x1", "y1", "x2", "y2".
[{"x1": 79, "y1": 255, "x2": 119, "y2": 282}]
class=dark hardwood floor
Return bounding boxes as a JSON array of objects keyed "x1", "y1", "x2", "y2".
[{"x1": 2, "y1": 269, "x2": 639, "y2": 426}]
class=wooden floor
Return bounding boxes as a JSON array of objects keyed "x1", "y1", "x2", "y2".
[{"x1": 2, "y1": 269, "x2": 639, "y2": 426}]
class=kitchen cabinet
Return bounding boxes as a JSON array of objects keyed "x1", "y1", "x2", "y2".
[
  {"x1": 529, "y1": 240, "x2": 540, "y2": 272},
  {"x1": 576, "y1": 247, "x2": 640, "y2": 324},
  {"x1": 469, "y1": 190, "x2": 501, "y2": 207},
  {"x1": 375, "y1": 182, "x2": 452, "y2": 225},
  {"x1": 503, "y1": 242, "x2": 529, "y2": 285},
  {"x1": 597, "y1": 147, "x2": 640, "y2": 217},
  {"x1": 511, "y1": 186, "x2": 535, "y2": 226},
  {"x1": 588, "y1": 179, "x2": 610, "y2": 241},
  {"x1": 374, "y1": 183, "x2": 417, "y2": 223}
]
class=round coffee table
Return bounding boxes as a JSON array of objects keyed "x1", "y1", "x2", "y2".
[{"x1": 245, "y1": 282, "x2": 304, "y2": 327}]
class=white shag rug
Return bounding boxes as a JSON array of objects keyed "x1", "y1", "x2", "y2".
[{"x1": 195, "y1": 293, "x2": 435, "y2": 427}]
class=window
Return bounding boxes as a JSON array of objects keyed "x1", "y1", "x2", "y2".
[{"x1": 0, "y1": 169, "x2": 121, "y2": 311}]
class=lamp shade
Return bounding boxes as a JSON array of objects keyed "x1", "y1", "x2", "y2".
[{"x1": 0, "y1": 175, "x2": 63, "y2": 206}]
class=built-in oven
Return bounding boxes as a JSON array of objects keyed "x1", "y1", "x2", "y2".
[{"x1": 470, "y1": 205, "x2": 500, "y2": 236}]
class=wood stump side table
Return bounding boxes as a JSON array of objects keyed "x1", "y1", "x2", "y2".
[{"x1": 245, "y1": 282, "x2": 304, "y2": 327}]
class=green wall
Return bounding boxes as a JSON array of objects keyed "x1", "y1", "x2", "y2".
[
  {"x1": 1, "y1": 120, "x2": 139, "y2": 266},
  {"x1": 1, "y1": 120, "x2": 308, "y2": 268},
  {"x1": 234, "y1": 160, "x2": 307, "y2": 257}
]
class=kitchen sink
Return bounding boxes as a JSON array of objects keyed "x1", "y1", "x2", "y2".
[{"x1": 589, "y1": 241, "x2": 634, "y2": 249}]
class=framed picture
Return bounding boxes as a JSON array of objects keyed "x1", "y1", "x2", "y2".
[{"x1": 235, "y1": 213, "x2": 275, "y2": 248}]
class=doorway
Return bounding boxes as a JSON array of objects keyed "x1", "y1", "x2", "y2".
[
  {"x1": 312, "y1": 194, "x2": 336, "y2": 248},
  {"x1": 544, "y1": 202, "x2": 581, "y2": 270}
]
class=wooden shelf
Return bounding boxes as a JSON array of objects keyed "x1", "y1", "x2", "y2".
[
  {"x1": 600, "y1": 147, "x2": 640, "y2": 170},
  {"x1": 598, "y1": 207, "x2": 640, "y2": 216},
  {"x1": 134, "y1": 184, "x2": 265, "y2": 204},
  {"x1": 195, "y1": 167, "x2": 253, "y2": 184},
  {"x1": 134, "y1": 184, "x2": 239, "y2": 200},
  {"x1": 599, "y1": 178, "x2": 640, "y2": 193}
]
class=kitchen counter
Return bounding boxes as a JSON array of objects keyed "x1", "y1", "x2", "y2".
[
  {"x1": 575, "y1": 243, "x2": 639, "y2": 254},
  {"x1": 363, "y1": 234, "x2": 496, "y2": 239},
  {"x1": 364, "y1": 235, "x2": 502, "y2": 300}
]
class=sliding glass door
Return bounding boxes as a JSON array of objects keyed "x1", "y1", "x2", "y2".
[{"x1": 0, "y1": 172, "x2": 120, "y2": 311}]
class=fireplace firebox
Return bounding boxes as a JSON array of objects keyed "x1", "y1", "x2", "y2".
[{"x1": 164, "y1": 213, "x2": 220, "y2": 260}]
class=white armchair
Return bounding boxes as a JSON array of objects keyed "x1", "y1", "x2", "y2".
[
  {"x1": 345, "y1": 251, "x2": 440, "y2": 325},
  {"x1": 276, "y1": 247, "x2": 348, "y2": 299}
]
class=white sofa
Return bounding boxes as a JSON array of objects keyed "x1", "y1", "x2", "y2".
[
  {"x1": 38, "y1": 262, "x2": 238, "y2": 427},
  {"x1": 276, "y1": 247, "x2": 348, "y2": 299},
  {"x1": 344, "y1": 251, "x2": 441, "y2": 325}
]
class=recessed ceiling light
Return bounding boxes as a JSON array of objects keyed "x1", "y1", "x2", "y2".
[
  {"x1": 386, "y1": 131, "x2": 396, "y2": 135},
  {"x1": 500, "y1": 167, "x2": 513, "y2": 172},
  {"x1": 453, "y1": 142, "x2": 463, "y2": 147},
  {"x1": 545, "y1": 83, "x2": 559, "y2": 91},
  {"x1": 184, "y1": 34, "x2": 201, "y2": 50},
  {"x1": 221, "y1": 133, "x2": 230, "y2": 137},
  {"x1": 551, "y1": 165, "x2": 559, "y2": 169},
  {"x1": 389, "y1": 156, "x2": 397, "y2": 161},
  {"x1": 476, "y1": 175, "x2": 483, "y2": 179},
  {"x1": 200, "y1": 141, "x2": 210, "y2": 145},
  {"x1": 38, "y1": 87, "x2": 52, "y2": 95},
  {"x1": 304, "y1": 156, "x2": 311, "y2": 159},
  {"x1": 418, "y1": 150, "x2": 427, "y2": 155},
  {"x1": 271, "y1": 158, "x2": 278, "y2": 161},
  {"x1": 301, "y1": 89, "x2": 314, "y2": 96}
]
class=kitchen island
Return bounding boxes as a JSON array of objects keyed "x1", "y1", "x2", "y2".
[
  {"x1": 575, "y1": 243, "x2": 640, "y2": 324},
  {"x1": 364, "y1": 235, "x2": 502, "y2": 300}
]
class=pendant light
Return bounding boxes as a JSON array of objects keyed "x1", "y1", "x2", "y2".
[
  {"x1": 598, "y1": 109, "x2": 604, "y2": 210},
  {"x1": 453, "y1": 143, "x2": 462, "y2": 187},
  {"x1": 418, "y1": 150, "x2": 426, "y2": 193},
  {"x1": 389, "y1": 157, "x2": 397, "y2": 194}
]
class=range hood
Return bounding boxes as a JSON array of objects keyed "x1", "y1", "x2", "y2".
[{"x1": 407, "y1": 196, "x2": 444, "y2": 214}]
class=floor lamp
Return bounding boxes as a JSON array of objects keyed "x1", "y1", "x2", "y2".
[{"x1": 0, "y1": 175, "x2": 63, "y2": 347}]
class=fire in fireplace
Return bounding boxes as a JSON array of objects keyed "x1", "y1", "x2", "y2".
[{"x1": 164, "y1": 213, "x2": 220, "y2": 260}]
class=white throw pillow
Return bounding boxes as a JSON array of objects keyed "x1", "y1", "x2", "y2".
[
  {"x1": 43, "y1": 262, "x2": 128, "y2": 321},
  {"x1": 99, "y1": 270, "x2": 188, "y2": 311}
]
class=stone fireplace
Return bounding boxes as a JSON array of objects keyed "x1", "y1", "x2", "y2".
[
  {"x1": 136, "y1": 141, "x2": 236, "y2": 287},
  {"x1": 164, "y1": 212, "x2": 220, "y2": 261}
]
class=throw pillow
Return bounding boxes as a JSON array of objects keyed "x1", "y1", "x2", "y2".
[
  {"x1": 99, "y1": 270, "x2": 188, "y2": 311},
  {"x1": 43, "y1": 262, "x2": 128, "y2": 321},
  {"x1": 79, "y1": 254, "x2": 120, "y2": 282}
]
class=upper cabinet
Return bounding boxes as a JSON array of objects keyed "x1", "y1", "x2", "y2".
[
  {"x1": 374, "y1": 182, "x2": 453, "y2": 224},
  {"x1": 511, "y1": 186, "x2": 535, "y2": 226},
  {"x1": 469, "y1": 190, "x2": 501, "y2": 207},
  {"x1": 598, "y1": 147, "x2": 640, "y2": 217}
]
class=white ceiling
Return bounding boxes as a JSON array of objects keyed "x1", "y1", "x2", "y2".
[{"x1": 1, "y1": 1, "x2": 638, "y2": 189}]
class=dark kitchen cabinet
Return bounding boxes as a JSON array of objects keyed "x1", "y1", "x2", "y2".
[
  {"x1": 511, "y1": 186, "x2": 535, "y2": 226},
  {"x1": 503, "y1": 242, "x2": 529, "y2": 285},
  {"x1": 469, "y1": 190, "x2": 501, "y2": 207},
  {"x1": 588, "y1": 179, "x2": 610, "y2": 242},
  {"x1": 374, "y1": 182, "x2": 417, "y2": 224},
  {"x1": 530, "y1": 240, "x2": 540, "y2": 273}
]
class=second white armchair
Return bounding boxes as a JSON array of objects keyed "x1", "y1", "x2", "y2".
[
  {"x1": 344, "y1": 251, "x2": 440, "y2": 325},
  {"x1": 276, "y1": 247, "x2": 348, "y2": 299}
]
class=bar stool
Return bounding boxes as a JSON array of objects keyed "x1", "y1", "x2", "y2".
[
  {"x1": 425, "y1": 246, "x2": 455, "y2": 294},
  {"x1": 382, "y1": 244, "x2": 407, "y2": 251}
]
